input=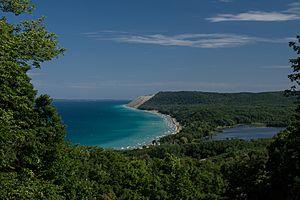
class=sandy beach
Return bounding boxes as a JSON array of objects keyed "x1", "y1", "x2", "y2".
[
  {"x1": 126, "y1": 95, "x2": 182, "y2": 146},
  {"x1": 124, "y1": 104, "x2": 182, "y2": 146},
  {"x1": 144, "y1": 109, "x2": 182, "y2": 135}
]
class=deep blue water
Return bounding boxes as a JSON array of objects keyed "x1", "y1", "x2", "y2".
[
  {"x1": 212, "y1": 126, "x2": 284, "y2": 140},
  {"x1": 54, "y1": 100, "x2": 175, "y2": 149}
]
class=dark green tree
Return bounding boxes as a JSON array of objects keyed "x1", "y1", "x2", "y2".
[
  {"x1": 0, "y1": 0, "x2": 34, "y2": 15},
  {"x1": 0, "y1": 0, "x2": 66, "y2": 198},
  {"x1": 267, "y1": 36, "x2": 300, "y2": 200},
  {"x1": 287, "y1": 36, "x2": 300, "y2": 117}
]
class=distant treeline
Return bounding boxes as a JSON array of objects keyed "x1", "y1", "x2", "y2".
[
  {"x1": 140, "y1": 91, "x2": 296, "y2": 144},
  {"x1": 142, "y1": 91, "x2": 295, "y2": 106}
]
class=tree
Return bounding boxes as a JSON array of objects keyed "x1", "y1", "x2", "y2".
[
  {"x1": 0, "y1": 0, "x2": 66, "y2": 198},
  {"x1": 267, "y1": 36, "x2": 300, "y2": 200},
  {"x1": 0, "y1": 0, "x2": 34, "y2": 15},
  {"x1": 287, "y1": 36, "x2": 300, "y2": 117}
]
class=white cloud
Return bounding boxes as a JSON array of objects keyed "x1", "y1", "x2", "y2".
[
  {"x1": 207, "y1": 3, "x2": 300, "y2": 22},
  {"x1": 286, "y1": 2, "x2": 300, "y2": 13},
  {"x1": 84, "y1": 31, "x2": 291, "y2": 49}
]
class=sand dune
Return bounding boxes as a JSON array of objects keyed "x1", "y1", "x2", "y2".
[{"x1": 127, "y1": 94, "x2": 154, "y2": 108}]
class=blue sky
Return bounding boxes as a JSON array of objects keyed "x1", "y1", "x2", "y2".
[{"x1": 12, "y1": 0, "x2": 300, "y2": 99}]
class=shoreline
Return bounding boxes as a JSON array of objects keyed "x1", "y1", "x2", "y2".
[
  {"x1": 124, "y1": 105, "x2": 182, "y2": 147},
  {"x1": 143, "y1": 109, "x2": 182, "y2": 136}
]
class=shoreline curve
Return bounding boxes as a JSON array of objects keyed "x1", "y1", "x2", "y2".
[
  {"x1": 124, "y1": 105, "x2": 182, "y2": 147},
  {"x1": 125, "y1": 94, "x2": 182, "y2": 147}
]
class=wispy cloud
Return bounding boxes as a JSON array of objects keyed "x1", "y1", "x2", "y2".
[
  {"x1": 83, "y1": 31, "x2": 291, "y2": 48},
  {"x1": 115, "y1": 33, "x2": 256, "y2": 48},
  {"x1": 207, "y1": 2, "x2": 300, "y2": 22}
]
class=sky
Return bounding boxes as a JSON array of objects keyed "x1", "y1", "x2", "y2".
[{"x1": 8, "y1": 0, "x2": 300, "y2": 99}]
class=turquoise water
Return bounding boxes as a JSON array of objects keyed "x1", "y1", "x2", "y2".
[
  {"x1": 212, "y1": 126, "x2": 284, "y2": 140},
  {"x1": 54, "y1": 100, "x2": 175, "y2": 149}
]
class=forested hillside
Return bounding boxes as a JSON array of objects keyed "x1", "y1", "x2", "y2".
[
  {"x1": 140, "y1": 91, "x2": 295, "y2": 144},
  {"x1": 142, "y1": 91, "x2": 294, "y2": 106},
  {"x1": 1, "y1": 1, "x2": 300, "y2": 199}
]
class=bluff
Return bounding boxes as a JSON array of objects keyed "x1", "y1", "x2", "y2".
[{"x1": 127, "y1": 94, "x2": 154, "y2": 108}]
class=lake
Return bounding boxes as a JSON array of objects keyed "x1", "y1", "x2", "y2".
[
  {"x1": 212, "y1": 126, "x2": 284, "y2": 140},
  {"x1": 54, "y1": 100, "x2": 176, "y2": 149}
]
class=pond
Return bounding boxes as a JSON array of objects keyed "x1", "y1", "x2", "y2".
[{"x1": 212, "y1": 126, "x2": 284, "y2": 140}]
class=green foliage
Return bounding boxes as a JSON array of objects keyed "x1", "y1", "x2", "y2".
[
  {"x1": 125, "y1": 139, "x2": 271, "y2": 160},
  {"x1": 0, "y1": 0, "x2": 34, "y2": 15},
  {"x1": 266, "y1": 37, "x2": 300, "y2": 200},
  {"x1": 143, "y1": 91, "x2": 294, "y2": 106},
  {"x1": 0, "y1": 17, "x2": 65, "y2": 69},
  {"x1": 0, "y1": 0, "x2": 66, "y2": 198},
  {"x1": 0, "y1": 172, "x2": 65, "y2": 200},
  {"x1": 287, "y1": 36, "x2": 300, "y2": 116},
  {"x1": 222, "y1": 151, "x2": 268, "y2": 200},
  {"x1": 140, "y1": 91, "x2": 294, "y2": 144},
  {"x1": 266, "y1": 128, "x2": 300, "y2": 200}
]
